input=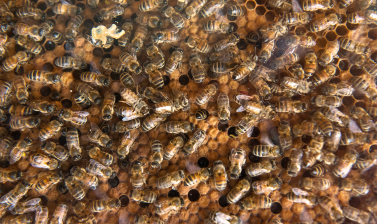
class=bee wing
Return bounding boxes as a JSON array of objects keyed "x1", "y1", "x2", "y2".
[
  {"x1": 90, "y1": 122, "x2": 101, "y2": 133},
  {"x1": 348, "y1": 119, "x2": 362, "y2": 133},
  {"x1": 120, "y1": 131, "x2": 131, "y2": 144},
  {"x1": 236, "y1": 105, "x2": 246, "y2": 113},
  {"x1": 23, "y1": 198, "x2": 41, "y2": 206},
  {"x1": 292, "y1": 188, "x2": 309, "y2": 196},
  {"x1": 90, "y1": 61, "x2": 101, "y2": 74},
  {"x1": 215, "y1": 212, "x2": 232, "y2": 224},
  {"x1": 299, "y1": 206, "x2": 313, "y2": 223},
  {"x1": 292, "y1": 0, "x2": 303, "y2": 12},
  {"x1": 72, "y1": 111, "x2": 90, "y2": 117},
  {"x1": 9, "y1": 147, "x2": 21, "y2": 164},
  {"x1": 246, "y1": 126, "x2": 254, "y2": 138},
  {"x1": 236, "y1": 94, "x2": 254, "y2": 101}
]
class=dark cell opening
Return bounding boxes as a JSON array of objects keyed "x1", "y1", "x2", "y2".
[
  {"x1": 269, "y1": 126, "x2": 279, "y2": 145},
  {"x1": 281, "y1": 157, "x2": 290, "y2": 169},
  {"x1": 227, "y1": 126, "x2": 237, "y2": 138},
  {"x1": 10, "y1": 131, "x2": 21, "y2": 141},
  {"x1": 291, "y1": 95, "x2": 301, "y2": 100},
  {"x1": 118, "y1": 158, "x2": 129, "y2": 169},
  {"x1": 188, "y1": 189, "x2": 200, "y2": 202},
  {"x1": 251, "y1": 127, "x2": 260, "y2": 137},
  {"x1": 179, "y1": 75, "x2": 190, "y2": 85},
  {"x1": 104, "y1": 45, "x2": 114, "y2": 52},
  {"x1": 72, "y1": 70, "x2": 81, "y2": 80},
  {"x1": 219, "y1": 195, "x2": 229, "y2": 207},
  {"x1": 355, "y1": 101, "x2": 366, "y2": 109},
  {"x1": 198, "y1": 157, "x2": 209, "y2": 168},
  {"x1": 265, "y1": 11, "x2": 276, "y2": 21},
  {"x1": 336, "y1": 25, "x2": 348, "y2": 36},
  {"x1": 218, "y1": 122, "x2": 229, "y2": 132},
  {"x1": 168, "y1": 189, "x2": 180, "y2": 198},
  {"x1": 316, "y1": 38, "x2": 327, "y2": 48},
  {"x1": 248, "y1": 139, "x2": 260, "y2": 149},
  {"x1": 255, "y1": 6, "x2": 266, "y2": 15},
  {"x1": 163, "y1": 75, "x2": 170, "y2": 86},
  {"x1": 246, "y1": 0, "x2": 256, "y2": 9},
  {"x1": 338, "y1": 60, "x2": 349, "y2": 71},
  {"x1": 227, "y1": 14, "x2": 237, "y2": 21},
  {"x1": 301, "y1": 135, "x2": 312, "y2": 144},
  {"x1": 93, "y1": 48, "x2": 103, "y2": 57},
  {"x1": 59, "y1": 135, "x2": 67, "y2": 146},
  {"x1": 350, "y1": 66, "x2": 364, "y2": 76},
  {"x1": 343, "y1": 96, "x2": 355, "y2": 107},
  {"x1": 248, "y1": 152, "x2": 261, "y2": 162},
  {"x1": 46, "y1": 8, "x2": 55, "y2": 17},
  {"x1": 256, "y1": 0, "x2": 265, "y2": 4},
  {"x1": 112, "y1": 15, "x2": 123, "y2": 25},
  {"x1": 271, "y1": 202, "x2": 282, "y2": 214},
  {"x1": 276, "y1": 39, "x2": 286, "y2": 48},
  {"x1": 325, "y1": 32, "x2": 337, "y2": 41},
  {"x1": 369, "y1": 29, "x2": 377, "y2": 40},
  {"x1": 346, "y1": 22, "x2": 358, "y2": 31},
  {"x1": 114, "y1": 92, "x2": 121, "y2": 103},
  {"x1": 0, "y1": 161, "x2": 9, "y2": 168},
  {"x1": 44, "y1": 41, "x2": 55, "y2": 51},
  {"x1": 295, "y1": 27, "x2": 306, "y2": 36},
  {"x1": 349, "y1": 197, "x2": 361, "y2": 208},
  {"x1": 108, "y1": 176, "x2": 120, "y2": 188},
  {"x1": 14, "y1": 67, "x2": 24, "y2": 76},
  {"x1": 340, "y1": 14, "x2": 347, "y2": 23},
  {"x1": 61, "y1": 99, "x2": 73, "y2": 108},
  {"x1": 39, "y1": 196, "x2": 48, "y2": 206},
  {"x1": 57, "y1": 183, "x2": 68, "y2": 194},
  {"x1": 42, "y1": 62, "x2": 54, "y2": 72},
  {"x1": 103, "y1": 54, "x2": 112, "y2": 58},
  {"x1": 64, "y1": 41, "x2": 75, "y2": 51},
  {"x1": 15, "y1": 44, "x2": 25, "y2": 52},
  {"x1": 50, "y1": 92, "x2": 62, "y2": 101},
  {"x1": 37, "y1": 2, "x2": 47, "y2": 11},
  {"x1": 237, "y1": 39, "x2": 248, "y2": 50},
  {"x1": 119, "y1": 195, "x2": 129, "y2": 207},
  {"x1": 40, "y1": 86, "x2": 51, "y2": 97},
  {"x1": 111, "y1": 72, "x2": 120, "y2": 80},
  {"x1": 139, "y1": 202, "x2": 149, "y2": 208},
  {"x1": 303, "y1": 170, "x2": 313, "y2": 178}
]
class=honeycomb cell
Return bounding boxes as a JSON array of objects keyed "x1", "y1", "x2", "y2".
[
  {"x1": 339, "y1": 14, "x2": 347, "y2": 23},
  {"x1": 169, "y1": 189, "x2": 180, "y2": 197},
  {"x1": 40, "y1": 86, "x2": 51, "y2": 97},
  {"x1": 295, "y1": 27, "x2": 306, "y2": 36},
  {"x1": 218, "y1": 122, "x2": 229, "y2": 132},
  {"x1": 343, "y1": 96, "x2": 355, "y2": 106},
  {"x1": 256, "y1": 0, "x2": 266, "y2": 4},
  {"x1": 93, "y1": 48, "x2": 103, "y2": 57},
  {"x1": 336, "y1": 25, "x2": 348, "y2": 36},
  {"x1": 111, "y1": 72, "x2": 120, "y2": 80},
  {"x1": 255, "y1": 6, "x2": 266, "y2": 15},
  {"x1": 37, "y1": 2, "x2": 47, "y2": 11},
  {"x1": 302, "y1": 135, "x2": 312, "y2": 144},
  {"x1": 188, "y1": 189, "x2": 200, "y2": 202},
  {"x1": 353, "y1": 91, "x2": 365, "y2": 100},
  {"x1": 369, "y1": 29, "x2": 377, "y2": 40},
  {"x1": 355, "y1": 101, "x2": 366, "y2": 108},
  {"x1": 265, "y1": 11, "x2": 275, "y2": 21},
  {"x1": 281, "y1": 157, "x2": 290, "y2": 169},
  {"x1": 349, "y1": 66, "x2": 365, "y2": 76},
  {"x1": 108, "y1": 176, "x2": 119, "y2": 188},
  {"x1": 371, "y1": 52, "x2": 377, "y2": 63},
  {"x1": 316, "y1": 38, "x2": 327, "y2": 48},
  {"x1": 307, "y1": 32, "x2": 316, "y2": 40},
  {"x1": 330, "y1": 77, "x2": 341, "y2": 83},
  {"x1": 349, "y1": 197, "x2": 361, "y2": 208},
  {"x1": 119, "y1": 195, "x2": 129, "y2": 207},
  {"x1": 198, "y1": 157, "x2": 209, "y2": 168},
  {"x1": 251, "y1": 127, "x2": 260, "y2": 137},
  {"x1": 346, "y1": 22, "x2": 359, "y2": 31},
  {"x1": 46, "y1": 8, "x2": 55, "y2": 17},
  {"x1": 248, "y1": 139, "x2": 260, "y2": 149},
  {"x1": 219, "y1": 195, "x2": 229, "y2": 207},
  {"x1": 338, "y1": 60, "x2": 349, "y2": 71},
  {"x1": 44, "y1": 41, "x2": 55, "y2": 51},
  {"x1": 42, "y1": 62, "x2": 54, "y2": 72},
  {"x1": 271, "y1": 202, "x2": 282, "y2": 214},
  {"x1": 325, "y1": 32, "x2": 337, "y2": 41},
  {"x1": 246, "y1": 0, "x2": 256, "y2": 10}
]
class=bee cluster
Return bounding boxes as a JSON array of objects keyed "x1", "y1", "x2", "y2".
[{"x1": 0, "y1": 0, "x2": 377, "y2": 222}]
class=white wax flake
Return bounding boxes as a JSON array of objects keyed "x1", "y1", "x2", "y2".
[{"x1": 91, "y1": 24, "x2": 125, "y2": 44}]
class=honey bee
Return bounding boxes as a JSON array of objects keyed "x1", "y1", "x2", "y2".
[
  {"x1": 185, "y1": 0, "x2": 207, "y2": 19},
  {"x1": 339, "y1": 38, "x2": 371, "y2": 55},
  {"x1": 139, "y1": 0, "x2": 166, "y2": 11},
  {"x1": 15, "y1": 35, "x2": 42, "y2": 55},
  {"x1": 130, "y1": 189, "x2": 157, "y2": 203},
  {"x1": 155, "y1": 197, "x2": 184, "y2": 216},
  {"x1": 249, "y1": 75, "x2": 272, "y2": 100},
  {"x1": 79, "y1": 72, "x2": 110, "y2": 88},
  {"x1": 100, "y1": 91, "x2": 115, "y2": 121},
  {"x1": 259, "y1": 40, "x2": 275, "y2": 64},
  {"x1": 182, "y1": 129, "x2": 206, "y2": 156},
  {"x1": 9, "y1": 137, "x2": 32, "y2": 164},
  {"x1": 321, "y1": 82, "x2": 354, "y2": 96},
  {"x1": 232, "y1": 55, "x2": 258, "y2": 81},
  {"x1": 302, "y1": 0, "x2": 333, "y2": 11},
  {"x1": 203, "y1": 20, "x2": 237, "y2": 33},
  {"x1": 51, "y1": 203, "x2": 68, "y2": 224},
  {"x1": 343, "y1": 206, "x2": 375, "y2": 224},
  {"x1": 130, "y1": 25, "x2": 148, "y2": 55},
  {"x1": 58, "y1": 109, "x2": 89, "y2": 126},
  {"x1": 350, "y1": 106, "x2": 376, "y2": 132},
  {"x1": 282, "y1": 12, "x2": 312, "y2": 25},
  {"x1": 118, "y1": 21, "x2": 133, "y2": 47},
  {"x1": 54, "y1": 56, "x2": 87, "y2": 70},
  {"x1": 27, "y1": 70, "x2": 61, "y2": 84},
  {"x1": 52, "y1": 3, "x2": 82, "y2": 16},
  {"x1": 0, "y1": 21, "x2": 14, "y2": 34},
  {"x1": 227, "y1": 179, "x2": 250, "y2": 204},
  {"x1": 267, "y1": 0, "x2": 292, "y2": 10},
  {"x1": 146, "y1": 44, "x2": 165, "y2": 69},
  {"x1": 16, "y1": 7, "x2": 46, "y2": 21},
  {"x1": 233, "y1": 114, "x2": 260, "y2": 138},
  {"x1": 0, "y1": 179, "x2": 31, "y2": 207},
  {"x1": 70, "y1": 166, "x2": 98, "y2": 190},
  {"x1": 164, "y1": 47, "x2": 183, "y2": 75},
  {"x1": 90, "y1": 199, "x2": 120, "y2": 213},
  {"x1": 183, "y1": 167, "x2": 211, "y2": 186},
  {"x1": 312, "y1": 111, "x2": 333, "y2": 137},
  {"x1": 333, "y1": 151, "x2": 358, "y2": 178},
  {"x1": 138, "y1": 86, "x2": 167, "y2": 104},
  {"x1": 275, "y1": 99, "x2": 307, "y2": 113},
  {"x1": 39, "y1": 120, "x2": 63, "y2": 141},
  {"x1": 65, "y1": 176, "x2": 85, "y2": 200},
  {"x1": 1, "y1": 213, "x2": 34, "y2": 224},
  {"x1": 95, "y1": 6, "x2": 124, "y2": 22},
  {"x1": 163, "y1": 135, "x2": 186, "y2": 160},
  {"x1": 246, "y1": 160, "x2": 276, "y2": 177},
  {"x1": 0, "y1": 169, "x2": 23, "y2": 183},
  {"x1": 214, "y1": 33, "x2": 240, "y2": 52},
  {"x1": 35, "y1": 171, "x2": 64, "y2": 193},
  {"x1": 252, "y1": 145, "x2": 281, "y2": 158},
  {"x1": 2, "y1": 51, "x2": 31, "y2": 72},
  {"x1": 200, "y1": 0, "x2": 227, "y2": 18},
  {"x1": 240, "y1": 195, "x2": 272, "y2": 210},
  {"x1": 156, "y1": 170, "x2": 185, "y2": 189},
  {"x1": 161, "y1": 6, "x2": 185, "y2": 29},
  {"x1": 119, "y1": 73, "x2": 134, "y2": 88},
  {"x1": 185, "y1": 36, "x2": 211, "y2": 53},
  {"x1": 101, "y1": 58, "x2": 127, "y2": 73},
  {"x1": 350, "y1": 75, "x2": 371, "y2": 91},
  {"x1": 227, "y1": 5, "x2": 246, "y2": 16},
  {"x1": 144, "y1": 62, "x2": 164, "y2": 89},
  {"x1": 287, "y1": 149, "x2": 303, "y2": 177},
  {"x1": 347, "y1": 12, "x2": 369, "y2": 24},
  {"x1": 141, "y1": 113, "x2": 168, "y2": 132},
  {"x1": 324, "y1": 126, "x2": 342, "y2": 152},
  {"x1": 215, "y1": 93, "x2": 231, "y2": 123},
  {"x1": 288, "y1": 63, "x2": 305, "y2": 80},
  {"x1": 286, "y1": 188, "x2": 317, "y2": 205},
  {"x1": 87, "y1": 159, "x2": 116, "y2": 179},
  {"x1": 311, "y1": 95, "x2": 342, "y2": 108},
  {"x1": 189, "y1": 54, "x2": 206, "y2": 83},
  {"x1": 0, "y1": 81, "x2": 11, "y2": 108},
  {"x1": 74, "y1": 93, "x2": 91, "y2": 109},
  {"x1": 209, "y1": 161, "x2": 227, "y2": 191},
  {"x1": 13, "y1": 23, "x2": 44, "y2": 42},
  {"x1": 228, "y1": 148, "x2": 246, "y2": 179},
  {"x1": 41, "y1": 142, "x2": 68, "y2": 162},
  {"x1": 252, "y1": 177, "x2": 282, "y2": 194},
  {"x1": 0, "y1": 136, "x2": 14, "y2": 163},
  {"x1": 88, "y1": 145, "x2": 113, "y2": 166},
  {"x1": 319, "y1": 41, "x2": 339, "y2": 66},
  {"x1": 87, "y1": 0, "x2": 99, "y2": 8},
  {"x1": 196, "y1": 82, "x2": 218, "y2": 105},
  {"x1": 30, "y1": 153, "x2": 59, "y2": 170},
  {"x1": 63, "y1": 127, "x2": 82, "y2": 161},
  {"x1": 130, "y1": 160, "x2": 146, "y2": 188},
  {"x1": 65, "y1": 15, "x2": 83, "y2": 42},
  {"x1": 148, "y1": 139, "x2": 162, "y2": 168},
  {"x1": 113, "y1": 120, "x2": 141, "y2": 133},
  {"x1": 259, "y1": 19, "x2": 288, "y2": 42},
  {"x1": 366, "y1": 107, "x2": 377, "y2": 118},
  {"x1": 132, "y1": 12, "x2": 163, "y2": 29},
  {"x1": 88, "y1": 122, "x2": 113, "y2": 148},
  {"x1": 340, "y1": 131, "x2": 370, "y2": 145},
  {"x1": 135, "y1": 215, "x2": 164, "y2": 224},
  {"x1": 10, "y1": 116, "x2": 40, "y2": 131},
  {"x1": 317, "y1": 196, "x2": 344, "y2": 223},
  {"x1": 339, "y1": 178, "x2": 369, "y2": 196},
  {"x1": 11, "y1": 198, "x2": 40, "y2": 215},
  {"x1": 301, "y1": 177, "x2": 331, "y2": 190},
  {"x1": 120, "y1": 88, "x2": 150, "y2": 115},
  {"x1": 235, "y1": 95, "x2": 267, "y2": 114},
  {"x1": 119, "y1": 52, "x2": 142, "y2": 75},
  {"x1": 270, "y1": 53, "x2": 300, "y2": 70}
]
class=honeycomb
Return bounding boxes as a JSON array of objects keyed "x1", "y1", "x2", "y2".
[{"x1": 0, "y1": 0, "x2": 376, "y2": 223}]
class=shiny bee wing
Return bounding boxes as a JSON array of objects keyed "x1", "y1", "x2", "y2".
[
  {"x1": 90, "y1": 122, "x2": 102, "y2": 133},
  {"x1": 291, "y1": 0, "x2": 303, "y2": 12},
  {"x1": 349, "y1": 119, "x2": 362, "y2": 133},
  {"x1": 23, "y1": 198, "x2": 41, "y2": 206},
  {"x1": 72, "y1": 111, "x2": 90, "y2": 117},
  {"x1": 246, "y1": 126, "x2": 254, "y2": 138},
  {"x1": 90, "y1": 61, "x2": 101, "y2": 74},
  {"x1": 215, "y1": 212, "x2": 232, "y2": 224},
  {"x1": 236, "y1": 105, "x2": 246, "y2": 112},
  {"x1": 299, "y1": 206, "x2": 313, "y2": 223},
  {"x1": 292, "y1": 188, "x2": 309, "y2": 196}
]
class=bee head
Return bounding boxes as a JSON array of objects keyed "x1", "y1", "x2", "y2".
[
  {"x1": 189, "y1": 123, "x2": 195, "y2": 131},
  {"x1": 239, "y1": 202, "x2": 246, "y2": 210},
  {"x1": 118, "y1": 153, "x2": 125, "y2": 160},
  {"x1": 103, "y1": 115, "x2": 112, "y2": 120},
  {"x1": 365, "y1": 47, "x2": 372, "y2": 55},
  {"x1": 134, "y1": 65, "x2": 142, "y2": 74},
  {"x1": 300, "y1": 103, "x2": 307, "y2": 112},
  {"x1": 185, "y1": 13, "x2": 191, "y2": 19},
  {"x1": 231, "y1": 33, "x2": 240, "y2": 41},
  {"x1": 103, "y1": 77, "x2": 111, "y2": 87},
  {"x1": 228, "y1": 22, "x2": 238, "y2": 33},
  {"x1": 80, "y1": 61, "x2": 87, "y2": 70},
  {"x1": 94, "y1": 97, "x2": 102, "y2": 105},
  {"x1": 131, "y1": 13, "x2": 138, "y2": 22},
  {"x1": 174, "y1": 5, "x2": 183, "y2": 11},
  {"x1": 41, "y1": 12, "x2": 47, "y2": 21},
  {"x1": 33, "y1": 117, "x2": 41, "y2": 126},
  {"x1": 178, "y1": 170, "x2": 185, "y2": 179},
  {"x1": 47, "y1": 104, "x2": 55, "y2": 113},
  {"x1": 110, "y1": 171, "x2": 117, "y2": 179},
  {"x1": 94, "y1": 14, "x2": 103, "y2": 23},
  {"x1": 179, "y1": 197, "x2": 185, "y2": 206},
  {"x1": 106, "y1": 140, "x2": 113, "y2": 148},
  {"x1": 156, "y1": 20, "x2": 164, "y2": 28},
  {"x1": 57, "y1": 183, "x2": 68, "y2": 194},
  {"x1": 17, "y1": 171, "x2": 23, "y2": 179}
]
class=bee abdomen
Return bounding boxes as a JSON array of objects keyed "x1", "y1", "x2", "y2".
[{"x1": 227, "y1": 5, "x2": 246, "y2": 16}]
